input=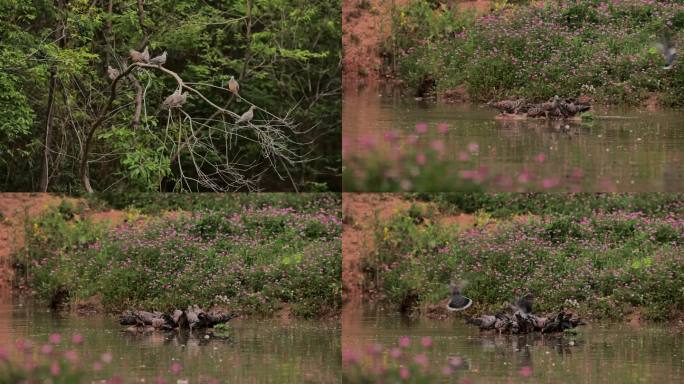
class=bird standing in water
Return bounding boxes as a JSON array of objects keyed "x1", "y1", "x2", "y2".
[
  {"x1": 446, "y1": 282, "x2": 473, "y2": 311},
  {"x1": 511, "y1": 293, "x2": 534, "y2": 314},
  {"x1": 237, "y1": 105, "x2": 255, "y2": 124}
]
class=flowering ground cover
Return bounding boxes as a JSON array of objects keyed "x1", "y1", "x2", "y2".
[
  {"x1": 390, "y1": 0, "x2": 684, "y2": 106},
  {"x1": 361, "y1": 193, "x2": 684, "y2": 321},
  {"x1": 17, "y1": 193, "x2": 341, "y2": 318}
]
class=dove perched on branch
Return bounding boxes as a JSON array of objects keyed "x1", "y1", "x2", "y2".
[
  {"x1": 140, "y1": 46, "x2": 150, "y2": 63},
  {"x1": 228, "y1": 76, "x2": 240, "y2": 96},
  {"x1": 237, "y1": 105, "x2": 255, "y2": 124},
  {"x1": 150, "y1": 51, "x2": 167, "y2": 66},
  {"x1": 107, "y1": 66, "x2": 120, "y2": 80},
  {"x1": 162, "y1": 89, "x2": 188, "y2": 109},
  {"x1": 129, "y1": 48, "x2": 144, "y2": 62}
]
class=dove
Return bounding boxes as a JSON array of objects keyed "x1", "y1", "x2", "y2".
[
  {"x1": 162, "y1": 89, "x2": 188, "y2": 109},
  {"x1": 107, "y1": 66, "x2": 120, "y2": 80},
  {"x1": 149, "y1": 51, "x2": 167, "y2": 66},
  {"x1": 140, "y1": 46, "x2": 150, "y2": 63},
  {"x1": 228, "y1": 76, "x2": 240, "y2": 95},
  {"x1": 446, "y1": 282, "x2": 473, "y2": 311},
  {"x1": 237, "y1": 105, "x2": 255, "y2": 124},
  {"x1": 129, "y1": 48, "x2": 144, "y2": 62},
  {"x1": 656, "y1": 36, "x2": 677, "y2": 70}
]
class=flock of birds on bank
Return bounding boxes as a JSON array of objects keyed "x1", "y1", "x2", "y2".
[
  {"x1": 106, "y1": 46, "x2": 255, "y2": 124},
  {"x1": 486, "y1": 95, "x2": 591, "y2": 119},
  {"x1": 447, "y1": 285, "x2": 584, "y2": 335},
  {"x1": 119, "y1": 305, "x2": 235, "y2": 333}
]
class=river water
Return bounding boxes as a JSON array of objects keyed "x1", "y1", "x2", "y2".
[
  {"x1": 342, "y1": 308, "x2": 684, "y2": 383},
  {"x1": 0, "y1": 295, "x2": 341, "y2": 383},
  {"x1": 343, "y1": 87, "x2": 684, "y2": 192}
]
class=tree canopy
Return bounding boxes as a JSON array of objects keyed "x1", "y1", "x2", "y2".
[{"x1": 0, "y1": 0, "x2": 341, "y2": 192}]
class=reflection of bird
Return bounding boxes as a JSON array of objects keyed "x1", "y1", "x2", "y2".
[
  {"x1": 149, "y1": 51, "x2": 167, "y2": 66},
  {"x1": 140, "y1": 46, "x2": 150, "y2": 63},
  {"x1": 465, "y1": 314, "x2": 496, "y2": 329},
  {"x1": 656, "y1": 36, "x2": 677, "y2": 70},
  {"x1": 446, "y1": 282, "x2": 472, "y2": 311},
  {"x1": 228, "y1": 76, "x2": 240, "y2": 96},
  {"x1": 237, "y1": 105, "x2": 255, "y2": 124},
  {"x1": 107, "y1": 66, "x2": 120, "y2": 80}
]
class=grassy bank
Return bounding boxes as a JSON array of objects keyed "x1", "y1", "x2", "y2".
[
  {"x1": 16, "y1": 194, "x2": 341, "y2": 318},
  {"x1": 388, "y1": 0, "x2": 684, "y2": 106},
  {"x1": 361, "y1": 193, "x2": 684, "y2": 321}
]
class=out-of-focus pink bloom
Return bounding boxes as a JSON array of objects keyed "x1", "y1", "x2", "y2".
[
  {"x1": 100, "y1": 352, "x2": 113, "y2": 364},
  {"x1": 518, "y1": 169, "x2": 531, "y2": 183},
  {"x1": 414, "y1": 353, "x2": 429, "y2": 367},
  {"x1": 365, "y1": 343, "x2": 382, "y2": 356},
  {"x1": 108, "y1": 376, "x2": 124, "y2": 384},
  {"x1": 442, "y1": 365, "x2": 454, "y2": 376},
  {"x1": 421, "y1": 337, "x2": 432, "y2": 348},
  {"x1": 49, "y1": 333, "x2": 62, "y2": 344},
  {"x1": 541, "y1": 177, "x2": 560, "y2": 189},
  {"x1": 400, "y1": 367, "x2": 410, "y2": 379},
  {"x1": 389, "y1": 347, "x2": 402, "y2": 359},
  {"x1": 407, "y1": 134, "x2": 419, "y2": 145},
  {"x1": 342, "y1": 349, "x2": 360, "y2": 365},
  {"x1": 383, "y1": 130, "x2": 399, "y2": 142},
  {"x1": 64, "y1": 350, "x2": 78, "y2": 363},
  {"x1": 430, "y1": 139, "x2": 445, "y2": 153},
  {"x1": 0, "y1": 346, "x2": 7, "y2": 362},
  {"x1": 170, "y1": 361, "x2": 183, "y2": 375},
  {"x1": 535, "y1": 153, "x2": 546, "y2": 163},
  {"x1": 416, "y1": 152, "x2": 427, "y2": 165},
  {"x1": 92, "y1": 362, "x2": 103, "y2": 371},
  {"x1": 415, "y1": 122, "x2": 429, "y2": 134},
  {"x1": 71, "y1": 333, "x2": 84, "y2": 345},
  {"x1": 399, "y1": 336, "x2": 410, "y2": 348},
  {"x1": 154, "y1": 377, "x2": 168, "y2": 384},
  {"x1": 448, "y1": 355, "x2": 463, "y2": 368},
  {"x1": 572, "y1": 167, "x2": 584, "y2": 179},
  {"x1": 519, "y1": 366, "x2": 533, "y2": 377},
  {"x1": 467, "y1": 142, "x2": 479, "y2": 153},
  {"x1": 437, "y1": 122, "x2": 449, "y2": 134},
  {"x1": 458, "y1": 151, "x2": 470, "y2": 161},
  {"x1": 41, "y1": 344, "x2": 53, "y2": 355},
  {"x1": 50, "y1": 361, "x2": 60, "y2": 376}
]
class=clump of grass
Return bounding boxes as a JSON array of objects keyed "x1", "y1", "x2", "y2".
[
  {"x1": 19, "y1": 194, "x2": 342, "y2": 319},
  {"x1": 363, "y1": 199, "x2": 684, "y2": 321}
]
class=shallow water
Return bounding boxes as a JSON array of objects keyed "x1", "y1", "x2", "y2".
[
  {"x1": 0, "y1": 296, "x2": 341, "y2": 383},
  {"x1": 342, "y1": 307, "x2": 684, "y2": 383},
  {"x1": 343, "y1": 87, "x2": 684, "y2": 192}
]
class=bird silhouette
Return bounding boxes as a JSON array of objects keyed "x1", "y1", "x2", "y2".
[
  {"x1": 656, "y1": 36, "x2": 677, "y2": 70},
  {"x1": 149, "y1": 51, "x2": 167, "y2": 66},
  {"x1": 446, "y1": 282, "x2": 473, "y2": 311},
  {"x1": 237, "y1": 105, "x2": 255, "y2": 124},
  {"x1": 107, "y1": 66, "x2": 120, "y2": 80}
]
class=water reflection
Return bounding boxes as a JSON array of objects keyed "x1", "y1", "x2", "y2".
[
  {"x1": 0, "y1": 298, "x2": 341, "y2": 383},
  {"x1": 343, "y1": 308, "x2": 684, "y2": 383},
  {"x1": 343, "y1": 86, "x2": 684, "y2": 192}
]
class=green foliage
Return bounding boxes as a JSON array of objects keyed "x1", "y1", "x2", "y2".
[
  {"x1": 19, "y1": 194, "x2": 341, "y2": 318},
  {"x1": 363, "y1": 195, "x2": 684, "y2": 321},
  {"x1": 390, "y1": 0, "x2": 684, "y2": 105},
  {"x1": 0, "y1": 0, "x2": 341, "y2": 192}
]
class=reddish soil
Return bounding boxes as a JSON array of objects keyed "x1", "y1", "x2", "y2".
[{"x1": 342, "y1": 1, "x2": 492, "y2": 86}]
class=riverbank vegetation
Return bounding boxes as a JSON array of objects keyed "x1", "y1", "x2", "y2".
[
  {"x1": 0, "y1": 0, "x2": 341, "y2": 192},
  {"x1": 360, "y1": 193, "x2": 684, "y2": 321},
  {"x1": 385, "y1": 0, "x2": 684, "y2": 106},
  {"x1": 14, "y1": 193, "x2": 341, "y2": 318}
]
